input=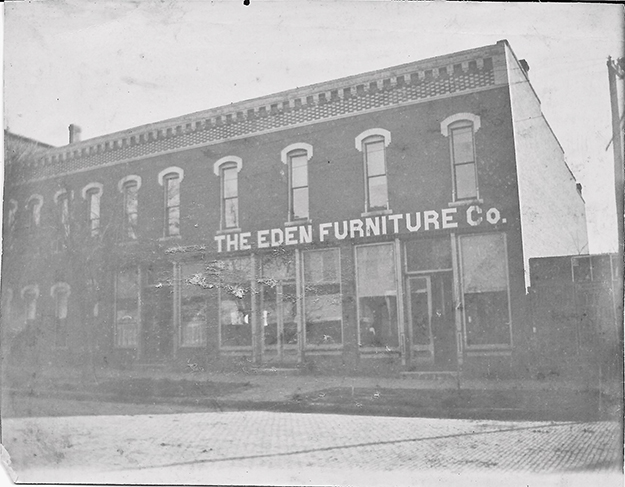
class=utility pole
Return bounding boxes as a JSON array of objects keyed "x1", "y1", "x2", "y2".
[{"x1": 607, "y1": 56, "x2": 624, "y2": 254}]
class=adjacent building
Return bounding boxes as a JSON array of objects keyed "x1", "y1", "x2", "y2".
[{"x1": 2, "y1": 40, "x2": 589, "y2": 377}]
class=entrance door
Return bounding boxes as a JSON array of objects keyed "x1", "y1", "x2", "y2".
[
  {"x1": 141, "y1": 276, "x2": 173, "y2": 363},
  {"x1": 260, "y1": 281, "x2": 299, "y2": 363},
  {"x1": 407, "y1": 272, "x2": 456, "y2": 370}
]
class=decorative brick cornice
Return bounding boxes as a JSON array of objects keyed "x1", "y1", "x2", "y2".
[{"x1": 12, "y1": 43, "x2": 506, "y2": 185}]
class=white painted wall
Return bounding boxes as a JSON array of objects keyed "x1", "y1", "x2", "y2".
[{"x1": 504, "y1": 42, "x2": 589, "y2": 288}]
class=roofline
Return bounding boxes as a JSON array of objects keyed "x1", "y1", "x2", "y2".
[
  {"x1": 4, "y1": 129, "x2": 55, "y2": 149},
  {"x1": 45, "y1": 41, "x2": 506, "y2": 153}
]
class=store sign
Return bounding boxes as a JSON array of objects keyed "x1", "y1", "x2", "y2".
[{"x1": 214, "y1": 205, "x2": 506, "y2": 253}]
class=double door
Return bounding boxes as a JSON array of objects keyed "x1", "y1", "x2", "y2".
[
  {"x1": 406, "y1": 272, "x2": 457, "y2": 370},
  {"x1": 260, "y1": 280, "x2": 299, "y2": 363}
]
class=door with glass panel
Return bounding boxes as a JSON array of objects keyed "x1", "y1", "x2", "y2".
[
  {"x1": 407, "y1": 276, "x2": 434, "y2": 358},
  {"x1": 260, "y1": 252, "x2": 299, "y2": 363},
  {"x1": 404, "y1": 238, "x2": 457, "y2": 370}
]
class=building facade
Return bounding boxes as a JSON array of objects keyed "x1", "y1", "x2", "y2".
[{"x1": 2, "y1": 40, "x2": 589, "y2": 377}]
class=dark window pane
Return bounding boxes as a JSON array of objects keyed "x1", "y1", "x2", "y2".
[
  {"x1": 368, "y1": 175, "x2": 388, "y2": 210},
  {"x1": 572, "y1": 256, "x2": 592, "y2": 282},
  {"x1": 359, "y1": 296, "x2": 398, "y2": 347},
  {"x1": 166, "y1": 177, "x2": 180, "y2": 207},
  {"x1": 224, "y1": 198, "x2": 238, "y2": 228},
  {"x1": 454, "y1": 162, "x2": 477, "y2": 200},
  {"x1": 292, "y1": 187, "x2": 309, "y2": 220},
  {"x1": 410, "y1": 286, "x2": 431, "y2": 345},
  {"x1": 167, "y1": 206, "x2": 180, "y2": 236}
]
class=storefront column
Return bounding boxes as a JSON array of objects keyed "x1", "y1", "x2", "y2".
[
  {"x1": 394, "y1": 238, "x2": 406, "y2": 366},
  {"x1": 450, "y1": 233, "x2": 464, "y2": 377},
  {"x1": 295, "y1": 249, "x2": 304, "y2": 364},
  {"x1": 136, "y1": 266, "x2": 144, "y2": 361},
  {"x1": 172, "y1": 262, "x2": 180, "y2": 359},
  {"x1": 250, "y1": 254, "x2": 260, "y2": 364},
  {"x1": 341, "y1": 242, "x2": 359, "y2": 368}
]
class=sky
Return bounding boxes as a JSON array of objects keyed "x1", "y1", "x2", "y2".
[{"x1": 3, "y1": 0, "x2": 624, "y2": 253}]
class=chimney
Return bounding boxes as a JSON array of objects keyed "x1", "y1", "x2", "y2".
[
  {"x1": 519, "y1": 59, "x2": 530, "y2": 75},
  {"x1": 69, "y1": 124, "x2": 82, "y2": 144}
]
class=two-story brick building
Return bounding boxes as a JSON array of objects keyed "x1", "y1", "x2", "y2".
[{"x1": 2, "y1": 40, "x2": 588, "y2": 378}]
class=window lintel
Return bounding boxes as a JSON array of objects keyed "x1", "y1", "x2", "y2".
[
  {"x1": 280, "y1": 143, "x2": 313, "y2": 165},
  {"x1": 355, "y1": 128, "x2": 391, "y2": 151},
  {"x1": 118, "y1": 175, "x2": 142, "y2": 192},
  {"x1": 81, "y1": 182, "x2": 103, "y2": 199},
  {"x1": 213, "y1": 156, "x2": 242, "y2": 176},
  {"x1": 440, "y1": 113, "x2": 481, "y2": 137},
  {"x1": 157, "y1": 166, "x2": 185, "y2": 186}
]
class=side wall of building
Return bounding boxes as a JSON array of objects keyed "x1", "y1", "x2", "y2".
[{"x1": 504, "y1": 43, "x2": 589, "y2": 288}]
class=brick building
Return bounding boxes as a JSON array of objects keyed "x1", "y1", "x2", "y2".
[{"x1": 2, "y1": 40, "x2": 589, "y2": 377}]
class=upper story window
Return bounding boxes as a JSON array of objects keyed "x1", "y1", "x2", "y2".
[
  {"x1": 213, "y1": 156, "x2": 242, "y2": 230},
  {"x1": 440, "y1": 113, "x2": 481, "y2": 201},
  {"x1": 54, "y1": 189, "x2": 71, "y2": 238},
  {"x1": 21, "y1": 285, "x2": 39, "y2": 323},
  {"x1": 81, "y1": 183, "x2": 103, "y2": 237},
  {"x1": 25, "y1": 195, "x2": 43, "y2": 230},
  {"x1": 7, "y1": 199, "x2": 17, "y2": 231},
  {"x1": 355, "y1": 129, "x2": 391, "y2": 213},
  {"x1": 118, "y1": 176, "x2": 142, "y2": 240},
  {"x1": 158, "y1": 167, "x2": 184, "y2": 237},
  {"x1": 281, "y1": 143, "x2": 313, "y2": 222}
]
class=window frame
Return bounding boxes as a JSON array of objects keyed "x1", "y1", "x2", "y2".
[
  {"x1": 440, "y1": 113, "x2": 481, "y2": 203},
  {"x1": 114, "y1": 266, "x2": 139, "y2": 349},
  {"x1": 302, "y1": 248, "x2": 343, "y2": 349},
  {"x1": 177, "y1": 261, "x2": 209, "y2": 348},
  {"x1": 354, "y1": 241, "x2": 400, "y2": 351},
  {"x1": 213, "y1": 156, "x2": 242, "y2": 231},
  {"x1": 118, "y1": 176, "x2": 142, "y2": 240},
  {"x1": 20, "y1": 285, "x2": 39, "y2": 323},
  {"x1": 81, "y1": 183, "x2": 103, "y2": 237},
  {"x1": 355, "y1": 128, "x2": 391, "y2": 214},
  {"x1": 25, "y1": 194, "x2": 43, "y2": 230},
  {"x1": 458, "y1": 232, "x2": 512, "y2": 350},
  {"x1": 158, "y1": 167, "x2": 184, "y2": 238},
  {"x1": 281, "y1": 143, "x2": 313, "y2": 222},
  {"x1": 54, "y1": 189, "x2": 72, "y2": 240}
]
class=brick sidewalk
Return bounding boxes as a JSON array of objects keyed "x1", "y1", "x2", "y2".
[{"x1": 3, "y1": 411, "x2": 622, "y2": 485}]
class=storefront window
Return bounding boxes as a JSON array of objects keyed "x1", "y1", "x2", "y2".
[
  {"x1": 460, "y1": 233, "x2": 511, "y2": 347},
  {"x1": 181, "y1": 262, "x2": 208, "y2": 347},
  {"x1": 218, "y1": 257, "x2": 253, "y2": 347},
  {"x1": 261, "y1": 252, "x2": 298, "y2": 347},
  {"x1": 303, "y1": 249, "x2": 342, "y2": 346},
  {"x1": 116, "y1": 267, "x2": 138, "y2": 348},
  {"x1": 356, "y1": 243, "x2": 398, "y2": 348}
]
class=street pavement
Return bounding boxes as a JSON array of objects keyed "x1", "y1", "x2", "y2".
[{"x1": 2, "y1": 410, "x2": 622, "y2": 486}]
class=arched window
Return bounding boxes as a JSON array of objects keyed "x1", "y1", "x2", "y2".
[
  {"x1": 118, "y1": 176, "x2": 142, "y2": 239},
  {"x1": 214, "y1": 157, "x2": 242, "y2": 230},
  {"x1": 158, "y1": 167, "x2": 184, "y2": 237},
  {"x1": 54, "y1": 189, "x2": 71, "y2": 238},
  {"x1": 51, "y1": 282, "x2": 71, "y2": 347},
  {"x1": 25, "y1": 195, "x2": 43, "y2": 229},
  {"x1": 20, "y1": 285, "x2": 39, "y2": 323},
  {"x1": 440, "y1": 113, "x2": 481, "y2": 201},
  {"x1": 356, "y1": 129, "x2": 391, "y2": 212},
  {"x1": 82, "y1": 183, "x2": 103, "y2": 237},
  {"x1": 7, "y1": 199, "x2": 17, "y2": 231},
  {"x1": 281, "y1": 143, "x2": 313, "y2": 221}
]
